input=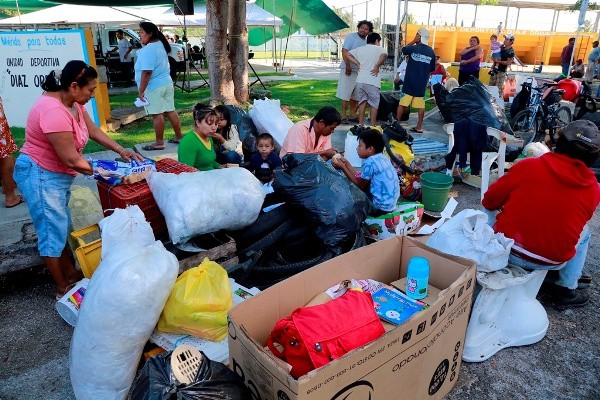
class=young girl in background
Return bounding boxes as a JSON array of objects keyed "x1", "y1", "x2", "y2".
[{"x1": 213, "y1": 105, "x2": 244, "y2": 164}]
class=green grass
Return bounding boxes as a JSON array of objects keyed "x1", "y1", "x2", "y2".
[
  {"x1": 251, "y1": 51, "x2": 333, "y2": 60},
  {"x1": 10, "y1": 79, "x2": 434, "y2": 154}
]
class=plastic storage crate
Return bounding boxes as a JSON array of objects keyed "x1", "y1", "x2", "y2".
[
  {"x1": 70, "y1": 224, "x2": 102, "y2": 278},
  {"x1": 97, "y1": 158, "x2": 196, "y2": 236}
]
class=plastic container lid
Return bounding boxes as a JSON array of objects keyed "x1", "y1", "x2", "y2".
[{"x1": 407, "y1": 256, "x2": 430, "y2": 278}]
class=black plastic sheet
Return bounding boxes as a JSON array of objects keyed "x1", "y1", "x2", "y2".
[
  {"x1": 434, "y1": 77, "x2": 512, "y2": 133},
  {"x1": 226, "y1": 105, "x2": 257, "y2": 142},
  {"x1": 273, "y1": 154, "x2": 374, "y2": 253}
]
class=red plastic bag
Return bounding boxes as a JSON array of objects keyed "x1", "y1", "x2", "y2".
[{"x1": 266, "y1": 291, "x2": 385, "y2": 379}]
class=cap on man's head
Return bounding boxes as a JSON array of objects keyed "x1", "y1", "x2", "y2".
[
  {"x1": 561, "y1": 120, "x2": 600, "y2": 153},
  {"x1": 504, "y1": 34, "x2": 515, "y2": 41},
  {"x1": 417, "y1": 28, "x2": 430, "y2": 45}
]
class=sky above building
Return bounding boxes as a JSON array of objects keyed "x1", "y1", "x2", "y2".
[{"x1": 322, "y1": 0, "x2": 591, "y2": 33}]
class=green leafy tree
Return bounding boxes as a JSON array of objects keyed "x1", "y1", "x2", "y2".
[
  {"x1": 568, "y1": 1, "x2": 600, "y2": 11},
  {"x1": 331, "y1": 6, "x2": 354, "y2": 34}
]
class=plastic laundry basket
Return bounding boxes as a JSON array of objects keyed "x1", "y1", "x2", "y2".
[{"x1": 420, "y1": 172, "x2": 453, "y2": 212}]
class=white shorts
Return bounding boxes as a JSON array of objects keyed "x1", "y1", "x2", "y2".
[
  {"x1": 144, "y1": 82, "x2": 175, "y2": 115},
  {"x1": 355, "y1": 83, "x2": 380, "y2": 108},
  {"x1": 335, "y1": 69, "x2": 359, "y2": 101}
]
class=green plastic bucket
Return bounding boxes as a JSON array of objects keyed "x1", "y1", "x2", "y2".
[{"x1": 420, "y1": 172, "x2": 453, "y2": 212}]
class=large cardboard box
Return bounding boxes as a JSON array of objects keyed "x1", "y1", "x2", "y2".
[{"x1": 228, "y1": 237, "x2": 477, "y2": 400}]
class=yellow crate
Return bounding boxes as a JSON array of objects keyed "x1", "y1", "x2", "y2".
[{"x1": 70, "y1": 224, "x2": 102, "y2": 279}]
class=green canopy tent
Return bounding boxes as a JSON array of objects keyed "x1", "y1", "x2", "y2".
[
  {"x1": 1, "y1": 1, "x2": 347, "y2": 44},
  {"x1": 0, "y1": 0, "x2": 58, "y2": 17}
]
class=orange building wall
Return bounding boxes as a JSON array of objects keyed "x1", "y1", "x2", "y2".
[{"x1": 402, "y1": 24, "x2": 596, "y2": 66}]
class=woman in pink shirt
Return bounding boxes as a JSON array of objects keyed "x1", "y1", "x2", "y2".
[{"x1": 14, "y1": 60, "x2": 144, "y2": 300}]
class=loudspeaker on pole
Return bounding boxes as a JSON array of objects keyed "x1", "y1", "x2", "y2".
[{"x1": 174, "y1": 0, "x2": 194, "y2": 16}]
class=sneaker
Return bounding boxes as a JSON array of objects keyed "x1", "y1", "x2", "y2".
[{"x1": 551, "y1": 286, "x2": 590, "y2": 310}]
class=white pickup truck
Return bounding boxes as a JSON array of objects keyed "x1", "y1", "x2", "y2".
[
  {"x1": 98, "y1": 27, "x2": 184, "y2": 66},
  {"x1": 97, "y1": 26, "x2": 185, "y2": 82}
]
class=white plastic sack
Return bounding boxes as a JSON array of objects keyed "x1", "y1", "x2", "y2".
[
  {"x1": 426, "y1": 209, "x2": 514, "y2": 273},
  {"x1": 147, "y1": 168, "x2": 265, "y2": 244},
  {"x1": 522, "y1": 142, "x2": 550, "y2": 158},
  {"x1": 248, "y1": 98, "x2": 294, "y2": 147},
  {"x1": 70, "y1": 206, "x2": 179, "y2": 400}
]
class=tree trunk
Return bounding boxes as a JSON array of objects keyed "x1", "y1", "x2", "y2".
[
  {"x1": 206, "y1": 0, "x2": 235, "y2": 104},
  {"x1": 228, "y1": 0, "x2": 249, "y2": 104}
]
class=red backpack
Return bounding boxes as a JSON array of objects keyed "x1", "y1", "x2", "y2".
[{"x1": 266, "y1": 290, "x2": 385, "y2": 379}]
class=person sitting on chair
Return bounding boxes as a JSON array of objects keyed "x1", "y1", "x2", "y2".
[
  {"x1": 482, "y1": 120, "x2": 600, "y2": 310},
  {"x1": 571, "y1": 59, "x2": 585, "y2": 78}
]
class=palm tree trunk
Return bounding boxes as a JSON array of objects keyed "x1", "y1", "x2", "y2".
[
  {"x1": 228, "y1": 0, "x2": 249, "y2": 104},
  {"x1": 206, "y1": 0, "x2": 235, "y2": 104}
]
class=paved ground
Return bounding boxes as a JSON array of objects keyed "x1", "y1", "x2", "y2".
[{"x1": 0, "y1": 60, "x2": 598, "y2": 399}]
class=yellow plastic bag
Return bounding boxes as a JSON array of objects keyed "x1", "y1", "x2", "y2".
[
  {"x1": 157, "y1": 258, "x2": 233, "y2": 341},
  {"x1": 387, "y1": 140, "x2": 415, "y2": 166}
]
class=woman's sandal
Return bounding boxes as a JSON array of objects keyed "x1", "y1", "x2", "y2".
[
  {"x1": 141, "y1": 144, "x2": 165, "y2": 151},
  {"x1": 55, "y1": 282, "x2": 77, "y2": 301},
  {"x1": 5, "y1": 195, "x2": 24, "y2": 208},
  {"x1": 168, "y1": 138, "x2": 181, "y2": 144}
]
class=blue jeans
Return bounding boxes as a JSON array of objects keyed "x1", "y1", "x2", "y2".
[
  {"x1": 13, "y1": 154, "x2": 75, "y2": 257},
  {"x1": 216, "y1": 147, "x2": 243, "y2": 164},
  {"x1": 485, "y1": 210, "x2": 589, "y2": 289},
  {"x1": 561, "y1": 62, "x2": 570, "y2": 77}
]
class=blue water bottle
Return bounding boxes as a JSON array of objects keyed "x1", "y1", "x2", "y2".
[{"x1": 406, "y1": 256, "x2": 430, "y2": 300}]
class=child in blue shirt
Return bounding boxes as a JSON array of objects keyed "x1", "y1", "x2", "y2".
[
  {"x1": 245, "y1": 133, "x2": 282, "y2": 183},
  {"x1": 332, "y1": 128, "x2": 400, "y2": 214}
]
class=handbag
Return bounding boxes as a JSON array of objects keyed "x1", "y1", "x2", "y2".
[{"x1": 266, "y1": 290, "x2": 385, "y2": 379}]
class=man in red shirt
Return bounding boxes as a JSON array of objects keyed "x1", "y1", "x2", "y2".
[{"x1": 482, "y1": 120, "x2": 600, "y2": 309}]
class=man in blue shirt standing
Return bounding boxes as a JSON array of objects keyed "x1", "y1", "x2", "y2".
[
  {"x1": 335, "y1": 20, "x2": 373, "y2": 124},
  {"x1": 396, "y1": 28, "x2": 436, "y2": 134}
]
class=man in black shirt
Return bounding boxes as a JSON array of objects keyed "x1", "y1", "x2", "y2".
[{"x1": 489, "y1": 34, "x2": 515, "y2": 92}]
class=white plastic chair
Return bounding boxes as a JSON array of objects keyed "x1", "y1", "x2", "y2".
[{"x1": 443, "y1": 123, "x2": 523, "y2": 199}]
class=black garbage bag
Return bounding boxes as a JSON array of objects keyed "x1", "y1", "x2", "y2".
[
  {"x1": 130, "y1": 350, "x2": 251, "y2": 400},
  {"x1": 226, "y1": 105, "x2": 257, "y2": 142},
  {"x1": 377, "y1": 91, "x2": 400, "y2": 121},
  {"x1": 446, "y1": 77, "x2": 512, "y2": 133},
  {"x1": 510, "y1": 82, "x2": 532, "y2": 117},
  {"x1": 433, "y1": 83, "x2": 452, "y2": 122},
  {"x1": 273, "y1": 154, "x2": 374, "y2": 253}
]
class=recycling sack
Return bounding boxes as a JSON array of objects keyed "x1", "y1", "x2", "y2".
[
  {"x1": 248, "y1": 98, "x2": 294, "y2": 147},
  {"x1": 70, "y1": 206, "x2": 179, "y2": 400},
  {"x1": 226, "y1": 104, "x2": 257, "y2": 142},
  {"x1": 130, "y1": 350, "x2": 251, "y2": 400},
  {"x1": 435, "y1": 78, "x2": 512, "y2": 133},
  {"x1": 148, "y1": 168, "x2": 265, "y2": 244},
  {"x1": 157, "y1": 258, "x2": 233, "y2": 341},
  {"x1": 273, "y1": 154, "x2": 374, "y2": 252},
  {"x1": 426, "y1": 209, "x2": 514, "y2": 273}
]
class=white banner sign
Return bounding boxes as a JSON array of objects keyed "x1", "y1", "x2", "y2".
[{"x1": 0, "y1": 29, "x2": 99, "y2": 127}]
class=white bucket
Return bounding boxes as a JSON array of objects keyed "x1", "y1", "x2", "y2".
[
  {"x1": 344, "y1": 132, "x2": 362, "y2": 168},
  {"x1": 55, "y1": 278, "x2": 90, "y2": 326}
]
